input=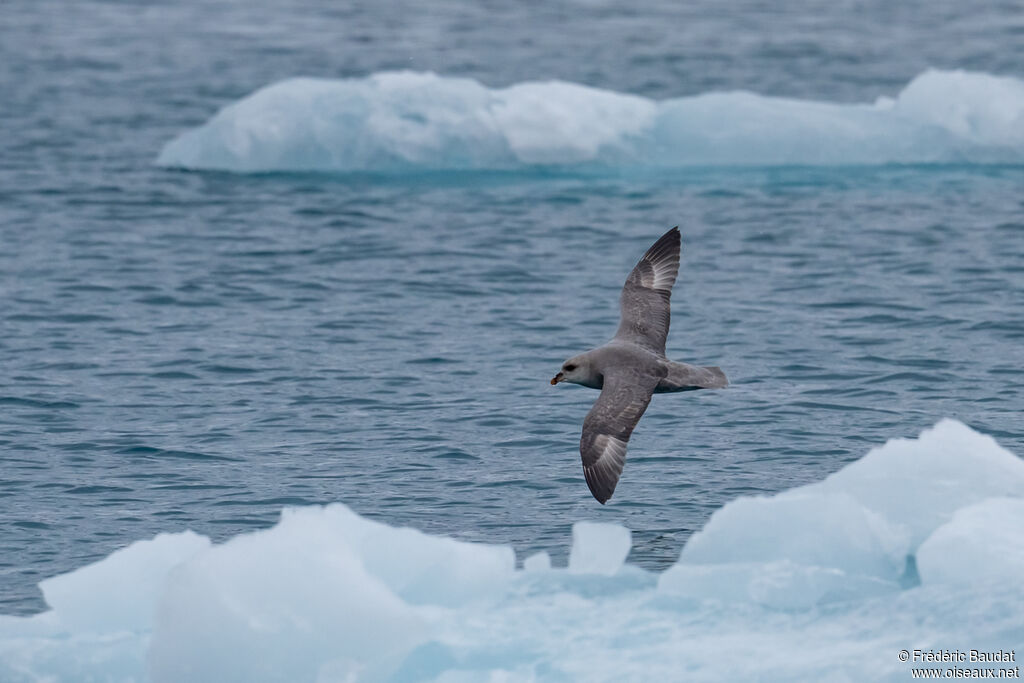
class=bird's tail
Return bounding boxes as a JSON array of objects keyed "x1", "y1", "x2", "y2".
[{"x1": 655, "y1": 361, "x2": 728, "y2": 393}]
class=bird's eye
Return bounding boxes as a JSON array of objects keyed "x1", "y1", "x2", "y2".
[{"x1": 564, "y1": 364, "x2": 576, "y2": 372}]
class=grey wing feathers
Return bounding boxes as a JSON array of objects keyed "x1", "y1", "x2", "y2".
[
  {"x1": 614, "y1": 227, "x2": 681, "y2": 354},
  {"x1": 655, "y1": 361, "x2": 729, "y2": 393},
  {"x1": 580, "y1": 368, "x2": 662, "y2": 504}
]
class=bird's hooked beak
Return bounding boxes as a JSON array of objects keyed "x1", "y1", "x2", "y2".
[{"x1": 550, "y1": 372, "x2": 564, "y2": 385}]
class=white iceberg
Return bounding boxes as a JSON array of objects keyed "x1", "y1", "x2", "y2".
[
  {"x1": 567, "y1": 521, "x2": 632, "y2": 576},
  {"x1": 2, "y1": 419, "x2": 1022, "y2": 682},
  {"x1": 658, "y1": 419, "x2": 1024, "y2": 608},
  {"x1": 157, "y1": 69, "x2": 1024, "y2": 173}
]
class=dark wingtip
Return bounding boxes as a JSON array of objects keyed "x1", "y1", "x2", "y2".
[
  {"x1": 641, "y1": 226, "x2": 681, "y2": 266},
  {"x1": 583, "y1": 467, "x2": 614, "y2": 504},
  {"x1": 652, "y1": 226, "x2": 680, "y2": 247}
]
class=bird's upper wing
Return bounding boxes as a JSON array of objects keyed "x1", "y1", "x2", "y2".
[
  {"x1": 580, "y1": 365, "x2": 662, "y2": 504},
  {"x1": 613, "y1": 227, "x2": 680, "y2": 354}
]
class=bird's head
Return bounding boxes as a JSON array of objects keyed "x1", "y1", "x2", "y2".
[{"x1": 551, "y1": 356, "x2": 588, "y2": 386}]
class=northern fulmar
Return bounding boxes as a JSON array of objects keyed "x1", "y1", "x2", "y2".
[{"x1": 551, "y1": 227, "x2": 727, "y2": 504}]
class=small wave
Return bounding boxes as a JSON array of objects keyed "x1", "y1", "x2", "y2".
[{"x1": 157, "y1": 69, "x2": 1024, "y2": 173}]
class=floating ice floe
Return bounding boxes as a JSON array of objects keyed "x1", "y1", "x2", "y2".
[
  {"x1": 156, "y1": 69, "x2": 1024, "y2": 173},
  {"x1": 2, "y1": 418, "x2": 1023, "y2": 682}
]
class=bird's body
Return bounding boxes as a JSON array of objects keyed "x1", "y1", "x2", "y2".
[
  {"x1": 556, "y1": 342, "x2": 725, "y2": 394},
  {"x1": 551, "y1": 227, "x2": 727, "y2": 504}
]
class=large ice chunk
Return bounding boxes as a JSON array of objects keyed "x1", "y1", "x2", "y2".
[
  {"x1": 148, "y1": 504, "x2": 514, "y2": 682},
  {"x1": 40, "y1": 531, "x2": 209, "y2": 633},
  {"x1": 677, "y1": 492, "x2": 907, "y2": 578},
  {"x1": 889, "y1": 69, "x2": 1024, "y2": 148},
  {"x1": 157, "y1": 72, "x2": 654, "y2": 173},
  {"x1": 916, "y1": 497, "x2": 1024, "y2": 586},
  {"x1": 522, "y1": 551, "x2": 551, "y2": 572},
  {"x1": 659, "y1": 492, "x2": 907, "y2": 608},
  {"x1": 659, "y1": 419, "x2": 1024, "y2": 607},
  {"x1": 157, "y1": 69, "x2": 1024, "y2": 172},
  {"x1": 809, "y1": 419, "x2": 1024, "y2": 548},
  {"x1": 149, "y1": 506, "x2": 426, "y2": 683},
  {"x1": 568, "y1": 521, "x2": 631, "y2": 575},
  {"x1": 307, "y1": 505, "x2": 515, "y2": 606},
  {"x1": 2, "y1": 420, "x2": 1022, "y2": 682}
]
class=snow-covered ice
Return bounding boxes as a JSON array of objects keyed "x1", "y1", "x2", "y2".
[
  {"x1": 916, "y1": 497, "x2": 1024, "y2": 586},
  {"x1": 658, "y1": 418, "x2": 1024, "y2": 609},
  {"x1": 2, "y1": 419, "x2": 1023, "y2": 682},
  {"x1": 568, "y1": 522, "x2": 631, "y2": 576},
  {"x1": 156, "y1": 69, "x2": 1024, "y2": 173},
  {"x1": 522, "y1": 551, "x2": 551, "y2": 573},
  {"x1": 39, "y1": 531, "x2": 210, "y2": 634}
]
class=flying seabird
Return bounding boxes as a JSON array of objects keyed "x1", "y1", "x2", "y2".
[{"x1": 551, "y1": 227, "x2": 727, "y2": 504}]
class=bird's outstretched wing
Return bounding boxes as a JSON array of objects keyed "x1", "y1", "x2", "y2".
[
  {"x1": 580, "y1": 366, "x2": 662, "y2": 504},
  {"x1": 613, "y1": 227, "x2": 680, "y2": 354}
]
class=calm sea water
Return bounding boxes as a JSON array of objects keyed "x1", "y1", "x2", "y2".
[{"x1": 2, "y1": 0, "x2": 1023, "y2": 615}]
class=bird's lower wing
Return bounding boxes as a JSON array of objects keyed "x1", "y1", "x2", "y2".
[{"x1": 580, "y1": 367, "x2": 662, "y2": 504}]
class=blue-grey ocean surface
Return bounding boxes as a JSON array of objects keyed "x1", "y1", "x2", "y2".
[{"x1": 1, "y1": 0, "x2": 1023, "y2": 617}]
